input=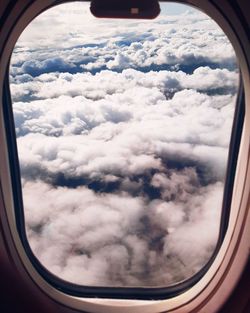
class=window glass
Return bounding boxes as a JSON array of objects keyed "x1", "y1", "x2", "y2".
[{"x1": 9, "y1": 2, "x2": 239, "y2": 287}]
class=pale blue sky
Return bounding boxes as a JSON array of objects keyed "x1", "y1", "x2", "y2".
[{"x1": 160, "y1": 2, "x2": 196, "y2": 15}]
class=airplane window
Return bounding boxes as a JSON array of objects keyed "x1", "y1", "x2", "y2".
[{"x1": 8, "y1": 1, "x2": 240, "y2": 297}]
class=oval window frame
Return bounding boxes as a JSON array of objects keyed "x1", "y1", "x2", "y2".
[{"x1": 0, "y1": 0, "x2": 249, "y2": 312}]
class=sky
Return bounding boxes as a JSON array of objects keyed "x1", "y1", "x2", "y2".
[{"x1": 9, "y1": 2, "x2": 239, "y2": 288}]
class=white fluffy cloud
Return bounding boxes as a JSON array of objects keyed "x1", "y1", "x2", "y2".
[
  {"x1": 9, "y1": 2, "x2": 239, "y2": 288},
  {"x1": 10, "y1": 2, "x2": 237, "y2": 78},
  {"x1": 24, "y1": 179, "x2": 222, "y2": 286},
  {"x1": 11, "y1": 66, "x2": 238, "y2": 103}
]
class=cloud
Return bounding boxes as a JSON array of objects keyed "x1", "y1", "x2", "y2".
[
  {"x1": 9, "y1": 2, "x2": 239, "y2": 288},
  {"x1": 21, "y1": 57, "x2": 77, "y2": 77},
  {"x1": 24, "y1": 178, "x2": 222, "y2": 286},
  {"x1": 10, "y1": 2, "x2": 238, "y2": 79},
  {"x1": 10, "y1": 67, "x2": 238, "y2": 104}
]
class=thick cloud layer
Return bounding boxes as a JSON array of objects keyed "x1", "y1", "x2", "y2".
[{"x1": 10, "y1": 2, "x2": 239, "y2": 288}]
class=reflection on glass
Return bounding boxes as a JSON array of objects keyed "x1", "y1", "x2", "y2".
[{"x1": 10, "y1": 2, "x2": 239, "y2": 287}]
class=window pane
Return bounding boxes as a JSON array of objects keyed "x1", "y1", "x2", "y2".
[{"x1": 9, "y1": 2, "x2": 239, "y2": 287}]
